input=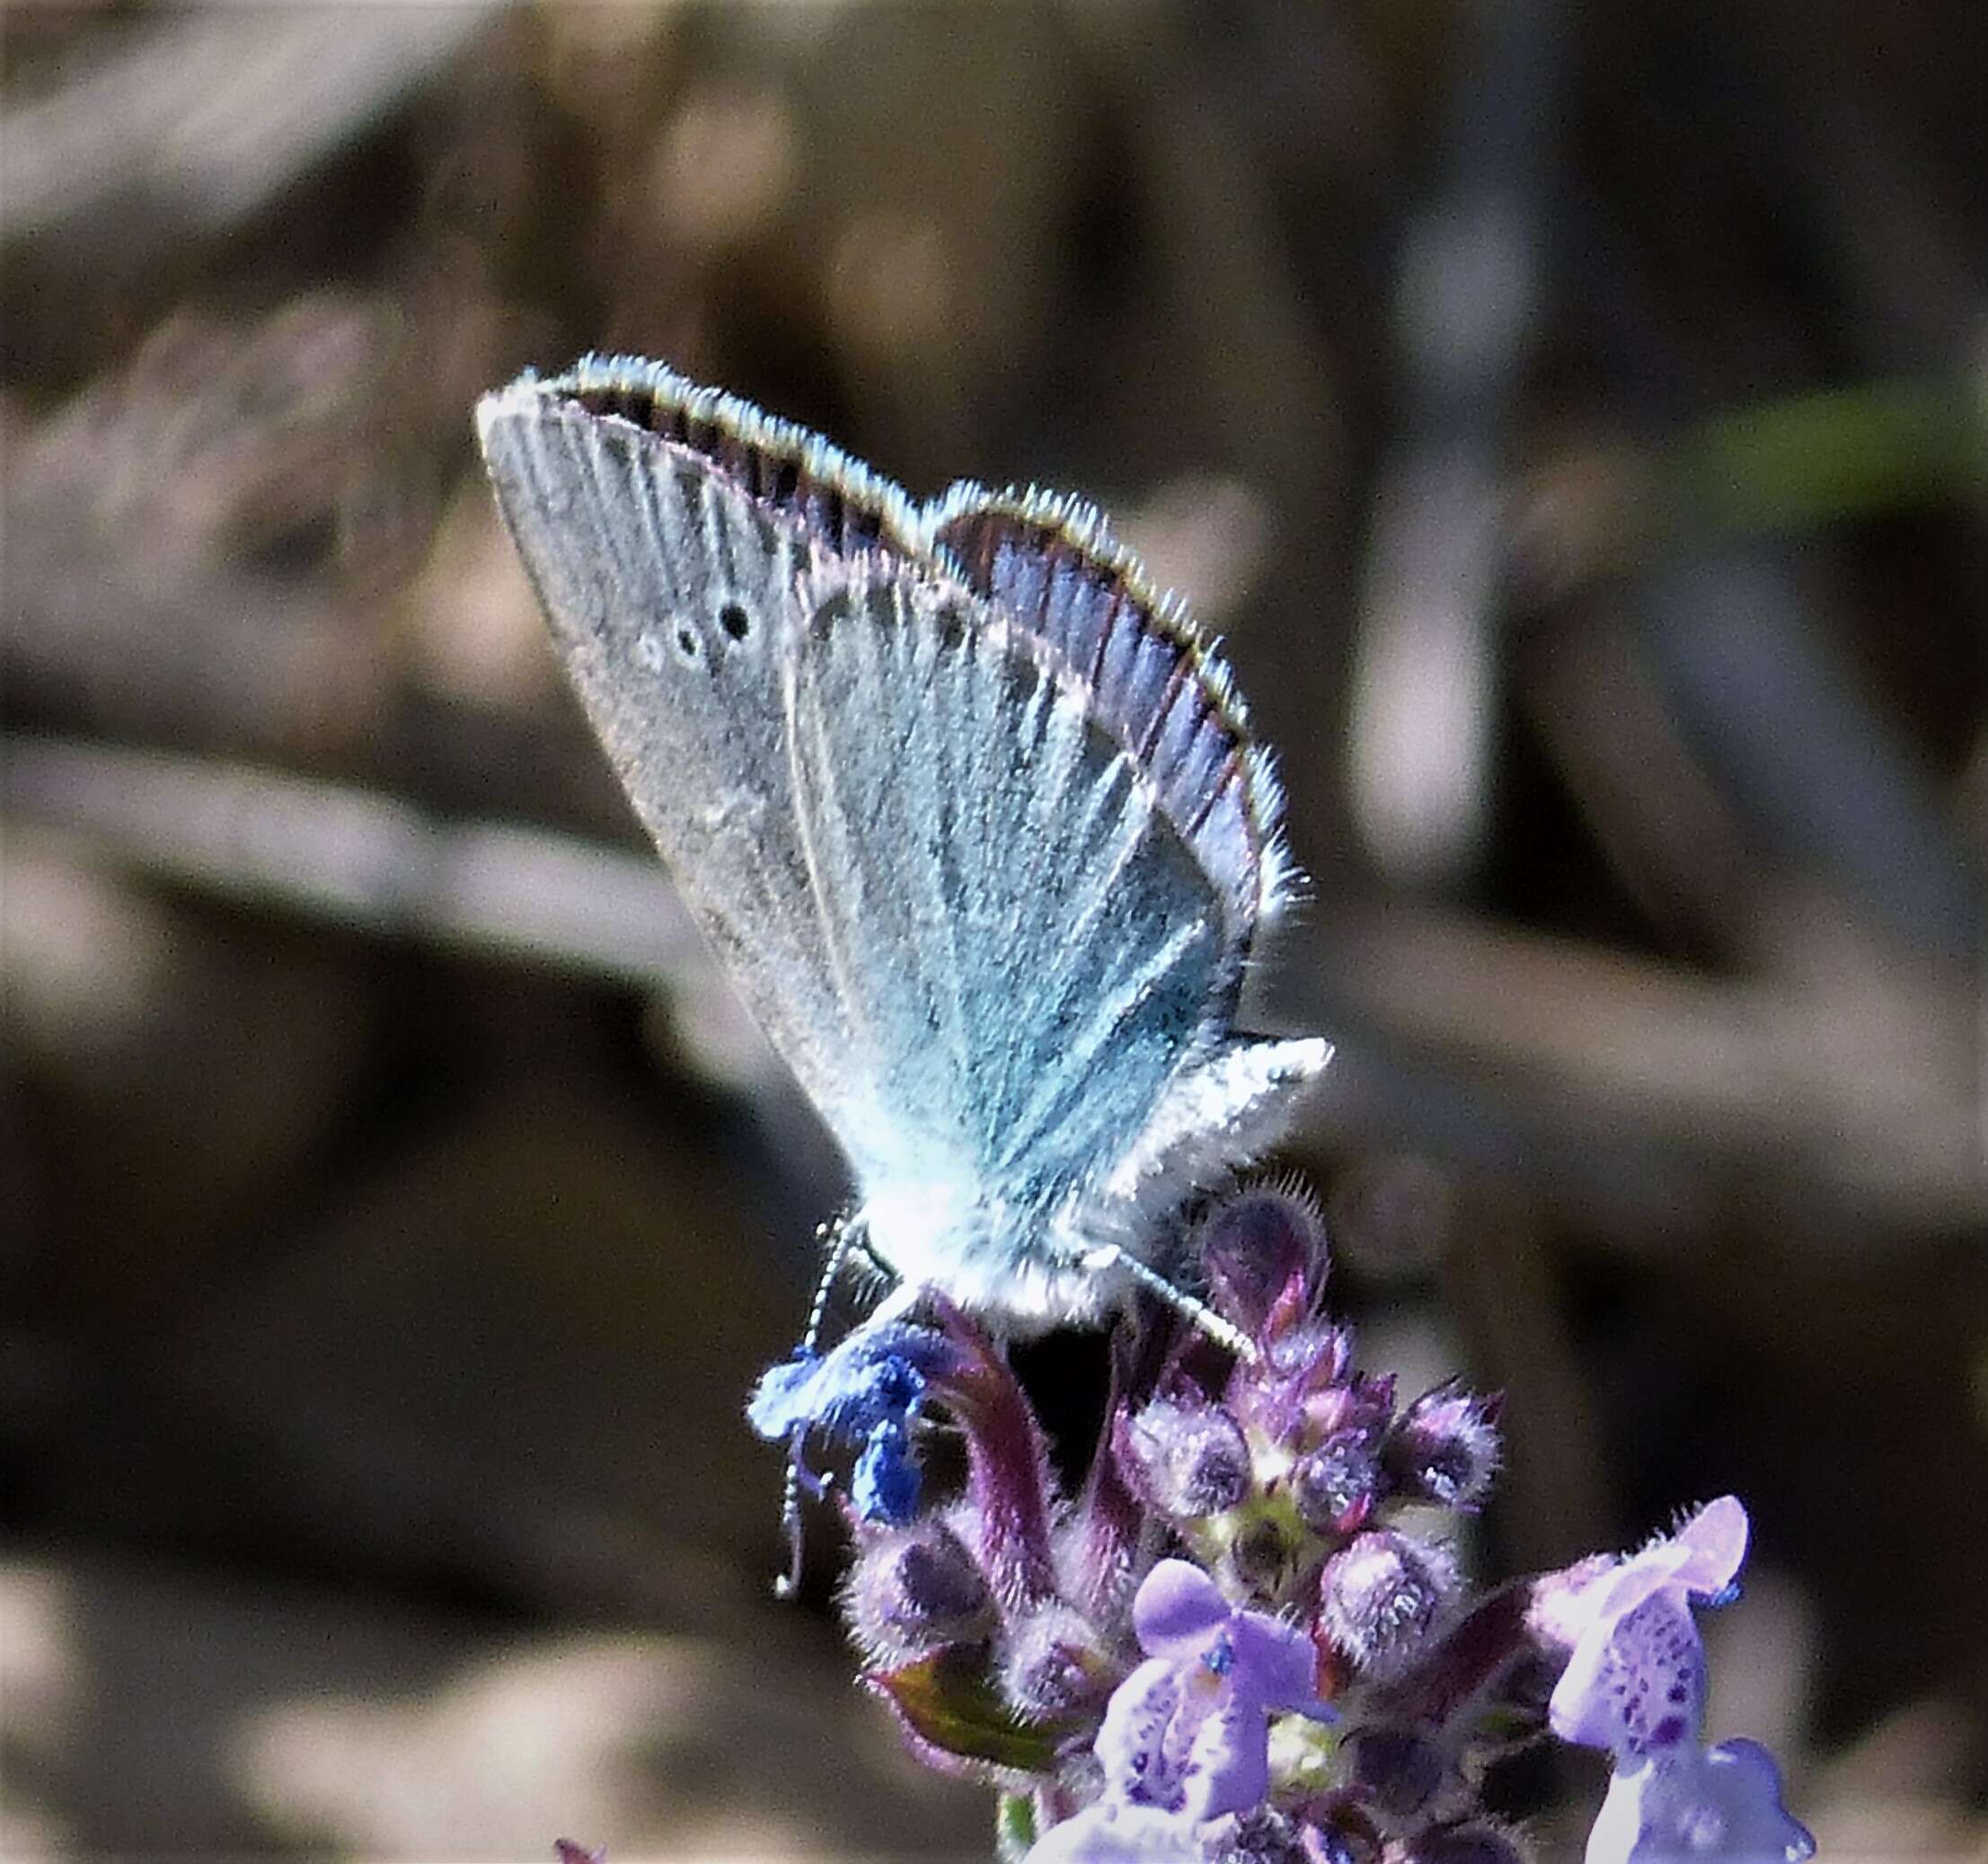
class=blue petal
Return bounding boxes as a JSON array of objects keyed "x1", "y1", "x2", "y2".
[
  {"x1": 1586, "y1": 1740, "x2": 1814, "y2": 1864},
  {"x1": 853, "y1": 1418, "x2": 923, "y2": 1524},
  {"x1": 746, "y1": 1351, "x2": 824, "y2": 1437},
  {"x1": 746, "y1": 1321, "x2": 958, "y2": 1442}
]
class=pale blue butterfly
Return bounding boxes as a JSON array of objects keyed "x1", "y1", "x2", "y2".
[{"x1": 475, "y1": 357, "x2": 1329, "y2": 1344}]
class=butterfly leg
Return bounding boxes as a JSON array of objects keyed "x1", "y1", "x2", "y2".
[{"x1": 1076, "y1": 1242, "x2": 1259, "y2": 1363}]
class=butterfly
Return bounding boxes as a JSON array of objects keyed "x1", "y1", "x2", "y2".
[{"x1": 476, "y1": 356, "x2": 1329, "y2": 1339}]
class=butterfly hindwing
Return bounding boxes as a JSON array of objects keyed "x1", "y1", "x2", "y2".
[
  {"x1": 780, "y1": 561, "x2": 1236, "y2": 1319},
  {"x1": 923, "y1": 484, "x2": 1294, "y2": 967}
]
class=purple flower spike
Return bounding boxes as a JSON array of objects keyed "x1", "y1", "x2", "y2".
[
  {"x1": 1585, "y1": 1739, "x2": 1815, "y2": 1864},
  {"x1": 1549, "y1": 1499, "x2": 1749, "y2": 1759},
  {"x1": 1090, "y1": 1559, "x2": 1330, "y2": 1828}
]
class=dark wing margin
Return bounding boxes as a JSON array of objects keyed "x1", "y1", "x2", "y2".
[
  {"x1": 922, "y1": 483, "x2": 1295, "y2": 946},
  {"x1": 530, "y1": 354, "x2": 923, "y2": 563}
]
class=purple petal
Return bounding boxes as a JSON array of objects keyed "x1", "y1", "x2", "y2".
[
  {"x1": 1585, "y1": 1740, "x2": 1814, "y2": 1864},
  {"x1": 1097, "y1": 1657, "x2": 1188, "y2": 1807},
  {"x1": 1180, "y1": 1692, "x2": 1271, "y2": 1823},
  {"x1": 1684, "y1": 1741, "x2": 1816, "y2": 1860},
  {"x1": 1550, "y1": 1626, "x2": 1613, "y2": 1751},
  {"x1": 1590, "y1": 1541, "x2": 1700, "y2": 1629},
  {"x1": 1133, "y1": 1559, "x2": 1233, "y2": 1659},
  {"x1": 1227, "y1": 1611, "x2": 1323, "y2": 1715},
  {"x1": 1553, "y1": 1593, "x2": 1705, "y2": 1759},
  {"x1": 1671, "y1": 1497, "x2": 1749, "y2": 1596}
]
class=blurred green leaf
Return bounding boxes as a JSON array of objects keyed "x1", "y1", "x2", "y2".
[
  {"x1": 1673, "y1": 376, "x2": 1985, "y2": 532},
  {"x1": 867, "y1": 1649, "x2": 1070, "y2": 1780}
]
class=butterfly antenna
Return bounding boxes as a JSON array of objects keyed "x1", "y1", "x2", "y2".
[
  {"x1": 800, "y1": 1214, "x2": 862, "y2": 1356},
  {"x1": 1082, "y1": 1243, "x2": 1259, "y2": 1364},
  {"x1": 775, "y1": 1215, "x2": 869, "y2": 1600}
]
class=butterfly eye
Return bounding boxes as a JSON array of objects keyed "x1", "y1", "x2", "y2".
[{"x1": 719, "y1": 603, "x2": 752, "y2": 642}]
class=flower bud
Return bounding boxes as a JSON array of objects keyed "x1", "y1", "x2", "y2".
[
  {"x1": 1117, "y1": 1393, "x2": 1253, "y2": 1520},
  {"x1": 842, "y1": 1519, "x2": 993, "y2": 1663},
  {"x1": 1343, "y1": 1727, "x2": 1446, "y2": 1821},
  {"x1": 1202, "y1": 1186, "x2": 1328, "y2": 1337},
  {"x1": 1383, "y1": 1382, "x2": 1501, "y2": 1511},
  {"x1": 997, "y1": 1599, "x2": 1116, "y2": 1718},
  {"x1": 1267, "y1": 1321, "x2": 1356, "y2": 1389},
  {"x1": 1303, "y1": 1372, "x2": 1395, "y2": 1450},
  {"x1": 1320, "y1": 1530, "x2": 1461, "y2": 1679},
  {"x1": 1291, "y1": 1431, "x2": 1383, "y2": 1538},
  {"x1": 1233, "y1": 1322, "x2": 1356, "y2": 1445}
]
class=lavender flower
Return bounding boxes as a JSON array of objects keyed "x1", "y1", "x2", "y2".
[
  {"x1": 742, "y1": 1190, "x2": 1811, "y2": 1864},
  {"x1": 1104, "y1": 1560, "x2": 1330, "y2": 1819},
  {"x1": 1586, "y1": 1739, "x2": 1811, "y2": 1864},
  {"x1": 1545, "y1": 1496, "x2": 1749, "y2": 1759},
  {"x1": 1023, "y1": 1561, "x2": 1330, "y2": 1863},
  {"x1": 1541, "y1": 1498, "x2": 1814, "y2": 1864}
]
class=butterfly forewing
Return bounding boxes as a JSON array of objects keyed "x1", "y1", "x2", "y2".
[{"x1": 477, "y1": 383, "x2": 860, "y2": 1098}]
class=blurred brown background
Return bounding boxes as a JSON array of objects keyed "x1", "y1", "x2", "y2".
[{"x1": 2, "y1": 1, "x2": 1984, "y2": 1857}]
